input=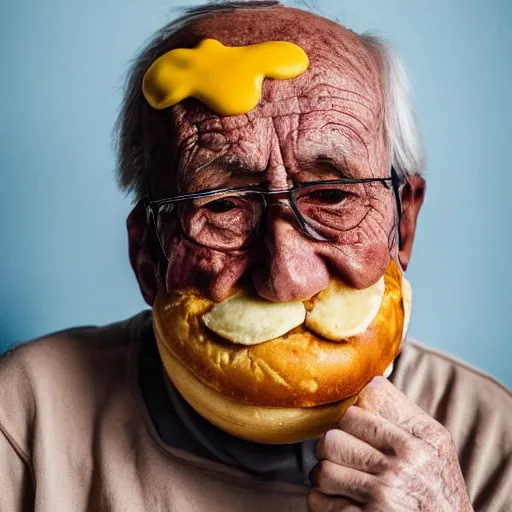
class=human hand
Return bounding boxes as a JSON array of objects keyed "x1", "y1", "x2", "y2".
[{"x1": 309, "y1": 377, "x2": 473, "y2": 511}]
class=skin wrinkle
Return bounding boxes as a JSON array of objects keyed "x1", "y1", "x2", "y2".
[
  {"x1": 176, "y1": 90, "x2": 382, "y2": 192},
  {"x1": 188, "y1": 89, "x2": 378, "y2": 137},
  {"x1": 173, "y1": 80, "x2": 382, "y2": 170},
  {"x1": 319, "y1": 112, "x2": 372, "y2": 137},
  {"x1": 297, "y1": 102, "x2": 375, "y2": 127},
  {"x1": 315, "y1": 122, "x2": 370, "y2": 157}
]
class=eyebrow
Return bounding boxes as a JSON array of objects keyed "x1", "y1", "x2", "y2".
[
  {"x1": 179, "y1": 146, "x2": 360, "y2": 195},
  {"x1": 313, "y1": 156, "x2": 355, "y2": 179},
  {"x1": 184, "y1": 152, "x2": 268, "y2": 182},
  {"x1": 179, "y1": 153, "x2": 266, "y2": 192},
  {"x1": 200, "y1": 156, "x2": 357, "y2": 182}
]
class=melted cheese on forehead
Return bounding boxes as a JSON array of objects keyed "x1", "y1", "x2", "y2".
[{"x1": 142, "y1": 38, "x2": 309, "y2": 116}]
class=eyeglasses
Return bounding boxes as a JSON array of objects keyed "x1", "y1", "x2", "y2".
[{"x1": 145, "y1": 168, "x2": 403, "y2": 254}]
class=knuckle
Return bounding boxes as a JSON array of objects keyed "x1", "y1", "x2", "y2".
[
  {"x1": 355, "y1": 447, "x2": 387, "y2": 473},
  {"x1": 406, "y1": 442, "x2": 430, "y2": 464},
  {"x1": 359, "y1": 474, "x2": 379, "y2": 499},
  {"x1": 338, "y1": 405, "x2": 358, "y2": 427},
  {"x1": 403, "y1": 414, "x2": 451, "y2": 448},
  {"x1": 433, "y1": 423, "x2": 452, "y2": 446},
  {"x1": 368, "y1": 452, "x2": 389, "y2": 473},
  {"x1": 363, "y1": 478, "x2": 390, "y2": 506},
  {"x1": 399, "y1": 435, "x2": 416, "y2": 457},
  {"x1": 371, "y1": 487, "x2": 388, "y2": 507},
  {"x1": 401, "y1": 428, "x2": 422, "y2": 450},
  {"x1": 420, "y1": 417, "x2": 444, "y2": 439},
  {"x1": 310, "y1": 460, "x2": 332, "y2": 488},
  {"x1": 413, "y1": 420, "x2": 452, "y2": 456},
  {"x1": 316, "y1": 460, "x2": 333, "y2": 483},
  {"x1": 317, "y1": 429, "x2": 341, "y2": 459}
]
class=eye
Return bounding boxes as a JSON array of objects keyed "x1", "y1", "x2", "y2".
[
  {"x1": 307, "y1": 189, "x2": 348, "y2": 204},
  {"x1": 204, "y1": 199, "x2": 238, "y2": 213}
]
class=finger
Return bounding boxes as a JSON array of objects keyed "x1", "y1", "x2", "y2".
[
  {"x1": 308, "y1": 490, "x2": 362, "y2": 512},
  {"x1": 358, "y1": 377, "x2": 447, "y2": 444},
  {"x1": 316, "y1": 429, "x2": 388, "y2": 474},
  {"x1": 338, "y1": 405, "x2": 413, "y2": 456},
  {"x1": 358, "y1": 376, "x2": 425, "y2": 422},
  {"x1": 309, "y1": 459, "x2": 376, "y2": 503}
]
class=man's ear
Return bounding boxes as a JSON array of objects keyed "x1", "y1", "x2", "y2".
[
  {"x1": 127, "y1": 201, "x2": 160, "y2": 306},
  {"x1": 399, "y1": 175, "x2": 426, "y2": 270}
]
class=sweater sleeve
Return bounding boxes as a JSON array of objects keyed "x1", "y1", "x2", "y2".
[
  {"x1": 391, "y1": 341, "x2": 512, "y2": 512},
  {"x1": 0, "y1": 424, "x2": 34, "y2": 512}
]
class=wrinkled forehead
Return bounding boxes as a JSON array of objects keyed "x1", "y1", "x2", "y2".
[{"x1": 153, "y1": 7, "x2": 385, "y2": 189}]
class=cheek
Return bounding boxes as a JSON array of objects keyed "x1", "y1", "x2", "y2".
[
  {"x1": 320, "y1": 238, "x2": 391, "y2": 289},
  {"x1": 165, "y1": 234, "x2": 252, "y2": 298},
  {"x1": 318, "y1": 205, "x2": 396, "y2": 288}
]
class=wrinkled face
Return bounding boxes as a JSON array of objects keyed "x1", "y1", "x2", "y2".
[{"x1": 134, "y1": 7, "x2": 407, "y2": 304}]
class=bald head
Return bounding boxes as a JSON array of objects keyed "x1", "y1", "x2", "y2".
[{"x1": 169, "y1": 5, "x2": 381, "y2": 91}]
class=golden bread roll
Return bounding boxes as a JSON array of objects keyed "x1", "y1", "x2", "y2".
[
  {"x1": 160, "y1": 345, "x2": 358, "y2": 444},
  {"x1": 153, "y1": 260, "x2": 405, "y2": 409}
]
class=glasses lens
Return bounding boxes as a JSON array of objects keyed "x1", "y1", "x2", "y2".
[
  {"x1": 293, "y1": 181, "x2": 380, "y2": 239},
  {"x1": 152, "y1": 180, "x2": 393, "y2": 253},
  {"x1": 177, "y1": 191, "x2": 264, "y2": 251}
]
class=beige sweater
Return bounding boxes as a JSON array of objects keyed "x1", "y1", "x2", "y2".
[{"x1": 1, "y1": 313, "x2": 511, "y2": 512}]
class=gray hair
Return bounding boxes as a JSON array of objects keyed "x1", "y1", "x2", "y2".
[
  {"x1": 361, "y1": 33, "x2": 426, "y2": 182},
  {"x1": 114, "y1": 0, "x2": 425, "y2": 200}
]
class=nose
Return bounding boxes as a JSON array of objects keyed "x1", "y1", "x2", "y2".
[{"x1": 252, "y1": 211, "x2": 330, "y2": 302}]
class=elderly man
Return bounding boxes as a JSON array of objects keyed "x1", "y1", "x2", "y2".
[{"x1": 1, "y1": 2, "x2": 511, "y2": 511}]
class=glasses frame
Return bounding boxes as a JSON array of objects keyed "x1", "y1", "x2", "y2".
[{"x1": 144, "y1": 167, "x2": 404, "y2": 254}]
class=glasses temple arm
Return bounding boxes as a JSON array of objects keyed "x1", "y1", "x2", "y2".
[{"x1": 391, "y1": 167, "x2": 403, "y2": 249}]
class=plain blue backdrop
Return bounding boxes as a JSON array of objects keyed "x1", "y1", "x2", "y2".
[{"x1": 1, "y1": 0, "x2": 511, "y2": 388}]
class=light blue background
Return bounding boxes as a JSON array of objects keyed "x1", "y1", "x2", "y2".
[{"x1": 1, "y1": 0, "x2": 510, "y2": 388}]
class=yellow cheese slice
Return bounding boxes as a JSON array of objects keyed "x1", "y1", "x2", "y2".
[
  {"x1": 142, "y1": 38, "x2": 309, "y2": 116},
  {"x1": 305, "y1": 276, "x2": 385, "y2": 341},
  {"x1": 202, "y1": 291, "x2": 306, "y2": 345}
]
